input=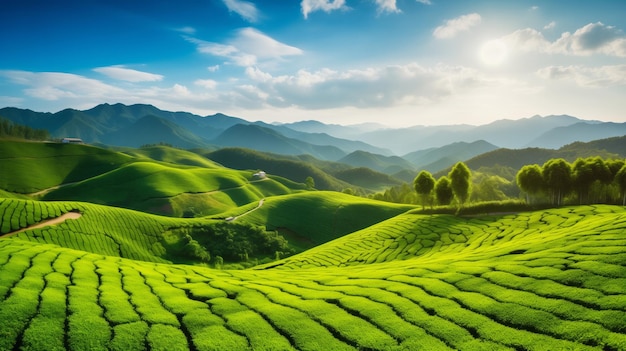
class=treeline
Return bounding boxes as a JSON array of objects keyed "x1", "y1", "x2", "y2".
[
  {"x1": 373, "y1": 156, "x2": 626, "y2": 208},
  {"x1": 0, "y1": 117, "x2": 49, "y2": 140},
  {"x1": 517, "y1": 157, "x2": 626, "y2": 206}
]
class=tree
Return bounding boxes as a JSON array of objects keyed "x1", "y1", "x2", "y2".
[
  {"x1": 542, "y1": 158, "x2": 572, "y2": 206},
  {"x1": 473, "y1": 175, "x2": 510, "y2": 202},
  {"x1": 413, "y1": 170, "x2": 435, "y2": 209},
  {"x1": 449, "y1": 162, "x2": 472, "y2": 209},
  {"x1": 435, "y1": 176, "x2": 454, "y2": 206},
  {"x1": 616, "y1": 164, "x2": 626, "y2": 206},
  {"x1": 572, "y1": 158, "x2": 594, "y2": 204},
  {"x1": 305, "y1": 176, "x2": 315, "y2": 189},
  {"x1": 516, "y1": 164, "x2": 544, "y2": 204}
]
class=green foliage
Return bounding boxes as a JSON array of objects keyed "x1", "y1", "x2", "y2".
[
  {"x1": 305, "y1": 176, "x2": 315, "y2": 189},
  {"x1": 0, "y1": 205, "x2": 625, "y2": 350},
  {"x1": 413, "y1": 170, "x2": 435, "y2": 209},
  {"x1": 229, "y1": 191, "x2": 414, "y2": 248},
  {"x1": 435, "y1": 176, "x2": 453, "y2": 205},
  {"x1": 616, "y1": 164, "x2": 626, "y2": 206},
  {"x1": 0, "y1": 117, "x2": 49, "y2": 141},
  {"x1": 449, "y1": 162, "x2": 472, "y2": 208},
  {"x1": 516, "y1": 164, "x2": 545, "y2": 203},
  {"x1": 542, "y1": 158, "x2": 572, "y2": 206},
  {"x1": 167, "y1": 222, "x2": 293, "y2": 263}
]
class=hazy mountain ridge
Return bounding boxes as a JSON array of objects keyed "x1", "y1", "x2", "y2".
[{"x1": 1, "y1": 103, "x2": 624, "y2": 165}]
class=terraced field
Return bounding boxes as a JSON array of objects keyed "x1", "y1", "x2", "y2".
[{"x1": 0, "y1": 201, "x2": 624, "y2": 350}]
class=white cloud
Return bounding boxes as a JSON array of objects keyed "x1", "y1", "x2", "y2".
[
  {"x1": 1, "y1": 70, "x2": 126, "y2": 100},
  {"x1": 537, "y1": 64, "x2": 626, "y2": 87},
  {"x1": 504, "y1": 22, "x2": 626, "y2": 57},
  {"x1": 301, "y1": 0, "x2": 347, "y2": 19},
  {"x1": 544, "y1": 21, "x2": 556, "y2": 30},
  {"x1": 433, "y1": 13, "x2": 482, "y2": 39},
  {"x1": 416, "y1": 0, "x2": 432, "y2": 4},
  {"x1": 222, "y1": 0, "x2": 259, "y2": 22},
  {"x1": 530, "y1": 6, "x2": 539, "y2": 11},
  {"x1": 374, "y1": 0, "x2": 400, "y2": 14},
  {"x1": 239, "y1": 62, "x2": 517, "y2": 110},
  {"x1": 194, "y1": 79, "x2": 218, "y2": 89},
  {"x1": 93, "y1": 65, "x2": 163, "y2": 82},
  {"x1": 233, "y1": 28, "x2": 303, "y2": 59},
  {"x1": 186, "y1": 28, "x2": 302, "y2": 67}
]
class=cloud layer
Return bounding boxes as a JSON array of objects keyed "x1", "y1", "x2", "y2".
[
  {"x1": 433, "y1": 13, "x2": 481, "y2": 39},
  {"x1": 93, "y1": 66, "x2": 163, "y2": 82},
  {"x1": 504, "y1": 22, "x2": 626, "y2": 57}
]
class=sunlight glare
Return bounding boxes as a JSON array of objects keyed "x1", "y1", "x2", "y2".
[{"x1": 479, "y1": 39, "x2": 508, "y2": 66}]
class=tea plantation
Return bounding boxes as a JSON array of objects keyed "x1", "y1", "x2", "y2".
[{"x1": 0, "y1": 198, "x2": 624, "y2": 350}]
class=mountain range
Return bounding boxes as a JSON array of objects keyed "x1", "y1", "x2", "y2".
[{"x1": 1, "y1": 103, "x2": 625, "y2": 174}]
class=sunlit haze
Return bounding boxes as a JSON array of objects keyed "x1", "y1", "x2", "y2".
[{"x1": 1, "y1": 0, "x2": 625, "y2": 126}]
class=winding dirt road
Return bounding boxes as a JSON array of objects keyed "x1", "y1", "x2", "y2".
[{"x1": 1, "y1": 212, "x2": 82, "y2": 238}]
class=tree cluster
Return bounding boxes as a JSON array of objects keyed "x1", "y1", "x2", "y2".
[
  {"x1": 176, "y1": 222, "x2": 294, "y2": 264},
  {"x1": 517, "y1": 157, "x2": 626, "y2": 206},
  {"x1": 0, "y1": 117, "x2": 49, "y2": 141},
  {"x1": 413, "y1": 162, "x2": 472, "y2": 210}
]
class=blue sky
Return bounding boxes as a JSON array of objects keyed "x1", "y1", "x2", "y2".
[{"x1": 1, "y1": 0, "x2": 625, "y2": 126}]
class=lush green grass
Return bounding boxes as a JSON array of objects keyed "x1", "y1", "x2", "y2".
[
  {"x1": 0, "y1": 141, "x2": 304, "y2": 216},
  {"x1": 120, "y1": 145, "x2": 222, "y2": 169},
  {"x1": 1, "y1": 203, "x2": 624, "y2": 350},
  {"x1": 42, "y1": 162, "x2": 299, "y2": 215},
  {"x1": 0, "y1": 140, "x2": 134, "y2": 193},
  {"x1": 229, "y1": 191, "x2": 414, "y2": 249}
]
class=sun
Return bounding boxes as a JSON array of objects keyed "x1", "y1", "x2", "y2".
[{"x1": 479, "y1": 39, "x2": 508, "y2": 66}]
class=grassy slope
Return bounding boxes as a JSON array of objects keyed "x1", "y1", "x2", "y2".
[
  {"x1": 0, "y1": 141, "x2": 304, "y2": 216},
  {"x1": 119, "y1": 145, "x2": 222, "y2": 169},
  {"x1": 228, "y1": 191, "x2": 414, "y2": 249},
  {"x1": 42, "y1": 162, "x2": 301, "y2": 215},
  {"x1": 0, "y1": 140, "x2": 134, "y2": 193},
  {"x1": 0, "y1": 198, "x2": 211, "y2": 263},
  {"x1": 0, "y1": 204, "x2": 624, "y2": 350}
]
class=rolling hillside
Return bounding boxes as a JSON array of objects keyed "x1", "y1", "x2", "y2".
[
  {"x1": 403, "y1": 140, "x2": 498, "y2": 173},
  {"x1": 338, "y1": 150, "x2": 415, "y2": 174},
  {"x1": 0, "y1": 140, "x2": 135, "y2": 193},
  {"x1": 211, "y1": 124, "x2": 347, "y2": 160},
  {"x1": 0, "y1": 128, "x2": 625, "y2": 350},
  {"x1": 0, "y1": 200, "x2": 624, "y2": 350}
]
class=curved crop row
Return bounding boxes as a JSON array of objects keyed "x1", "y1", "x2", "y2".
[{"x1": 0, "y1": 205, "x2": 624, "y2": 350}]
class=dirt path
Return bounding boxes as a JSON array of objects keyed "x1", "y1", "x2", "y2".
[
  {"x1": 226, "y1": 199, "x2": 265, "y2": 221},
  {"x1": 1, "y1": 212, "x2": 82, "y2": 238},
  {"x1": 28, "y1": 182, "x2": 80, "y2": 196}
]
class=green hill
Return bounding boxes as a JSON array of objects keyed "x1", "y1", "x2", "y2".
[
  {"x1": 0, "y1": 140, "x2": 134, "y2": 193},
  {"x1": 211, "y1": 124, "x2": 346, "y2": 160},
  {"x1": 101, "y1": 115, "x2": 209, "y2": 149},
  {"x1": 225, "y1": 191, "x2": 414, "y2": 249},
  {"x1": 42, "y1": 161, "x2": 298, "y2": 216},
  {"x1": 338, "y1": 150, "x2": 415, "y2": 174},
  {"x1": 121, "y1": 145, "x2": 222, "y2": 169},
  {"x1": 204, "y1": 147, "x2": 354, "y2": 191},
  {"x1": 0, "y1": 204, "x2": 624, "y2": 350}
]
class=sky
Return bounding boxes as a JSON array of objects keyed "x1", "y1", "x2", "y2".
[{"x1": 1, "y1": 0, "x2": 625, "y2": 127}]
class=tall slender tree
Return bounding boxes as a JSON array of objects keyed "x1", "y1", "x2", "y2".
[
  {"x1": 516, "y1": 164, "x2": 545, "y2": 204},
  {"x1": 616, "y1": 164, "x2": 626, "y2": 206},
  {"x1": 449, "y1": 162, "x2": 472, "y2": 209},
  {"x1": 572, "y1": 158, "x2": 594, "y2": 204},
  {"x1": 414, "y1": 170, "x2": 435, "y2": 209},
  {"x1": 542, "y1": 158, "x2": 572, "y2": 206},
  {"x1": 435, "y1": 176, "x2": 454, "y2": 206}
]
